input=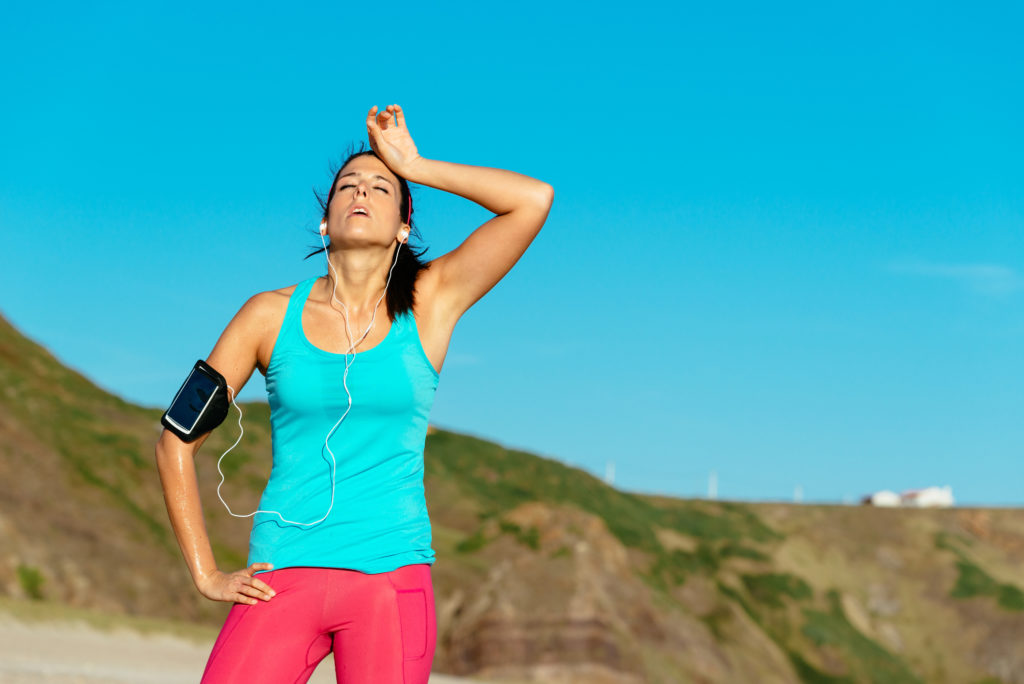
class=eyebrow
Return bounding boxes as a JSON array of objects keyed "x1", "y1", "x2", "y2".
[{"x1": 337, "y1": 172, "x2": 396, "y2": 189}]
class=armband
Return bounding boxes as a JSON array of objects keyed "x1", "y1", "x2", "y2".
[{"x1": 160, "y1": 359, "x2": 230, "y2": 443}]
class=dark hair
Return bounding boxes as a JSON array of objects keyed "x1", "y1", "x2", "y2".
[{"x1": 305, "y1": 142, "x2": 431, "y2": 322}]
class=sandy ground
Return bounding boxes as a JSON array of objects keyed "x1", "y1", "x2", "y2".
[{"x1": 0, "y1": 613, "x2": 477, "y2": 684}]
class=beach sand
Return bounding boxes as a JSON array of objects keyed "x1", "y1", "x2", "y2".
[{"x1": 0, "y1": 612, "x2": 477, "y2": 684}]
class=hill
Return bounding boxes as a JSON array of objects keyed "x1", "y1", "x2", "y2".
[{"x1": 1, "y1": 311, "x2": 1023, "y2": 683}]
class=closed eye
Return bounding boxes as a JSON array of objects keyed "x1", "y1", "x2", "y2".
[{"x1": 336, "y1": 184, "x2": 388, "y2": 194}]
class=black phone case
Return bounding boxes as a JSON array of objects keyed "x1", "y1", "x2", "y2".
[{"x1": 160, "y1": 359, "x2": 230, "y2": 443}]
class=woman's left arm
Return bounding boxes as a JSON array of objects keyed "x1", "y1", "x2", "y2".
[{"x1": 368, "y1": 105, "x2": 554, "y2": 321}]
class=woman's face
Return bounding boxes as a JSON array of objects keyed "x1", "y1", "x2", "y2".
[{"x1": 325, "y1": 154, "x2": 406, "y2": 247}]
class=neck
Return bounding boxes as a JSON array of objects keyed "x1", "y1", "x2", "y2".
[{"x1": 320, "y1": 242, "x2": 401, "y2": 317}]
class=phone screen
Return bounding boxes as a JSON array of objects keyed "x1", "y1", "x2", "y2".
[{"x1": 166, "y1": 367, "x2": 220, "y2": 432}]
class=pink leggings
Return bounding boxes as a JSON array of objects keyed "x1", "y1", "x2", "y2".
[{"x1": 200, "y1": 564, "x2": 436, "y2": 684}]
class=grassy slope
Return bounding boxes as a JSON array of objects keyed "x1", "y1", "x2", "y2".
[
  {"x1": 2, "y1": 311, "x2": 1023, "y2": 683},
  {"x1": 424, "y1": 430, "x2": 1024, "y2": 683}
]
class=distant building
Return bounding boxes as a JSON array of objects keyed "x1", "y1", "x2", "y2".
[
  {"x1": 862, "y1": 485, "x2": 954, "y2": 508},
  {"x1": 863, "y1": 490, "x2": 902, "y2": 507},
  {"x1": 900, "y1": 485, "x2": 954, "y2": 508}
]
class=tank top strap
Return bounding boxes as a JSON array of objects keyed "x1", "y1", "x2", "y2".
[
  {"x1": 276, "y1": 276, "x2": 318, "y2": 351},
  {"x1": 274, "y1": 277, "x2": 418, "y2": 359}
]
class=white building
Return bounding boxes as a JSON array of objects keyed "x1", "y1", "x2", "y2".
[
  {"x1": 863, "y1": 485, "x2": 954, "y2": 508},
  {"x1": 900, "y1": 485, "x2": 954, "y2": 508}
]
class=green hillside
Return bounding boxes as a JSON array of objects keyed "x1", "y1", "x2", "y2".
[{"x1": 1, "y1": 311, "x2": 1023, "y2": 683}]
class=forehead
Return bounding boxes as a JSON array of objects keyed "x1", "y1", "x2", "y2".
[{"x1": 337, "y1": 155, "x2": 399, "y2": 187}]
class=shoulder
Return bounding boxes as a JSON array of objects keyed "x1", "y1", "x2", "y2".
[
  {"x1": 235, "y1": 281, "x2": 306, "y2": 329},
  {"x1": 229, "y1": 281, "x2": 311, "y2": 372},
  {"x1": 254, "y1": 282, "x2": 301, "y2": 306}
]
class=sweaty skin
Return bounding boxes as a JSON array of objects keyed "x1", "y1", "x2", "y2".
[{"x1": 154, "y1": 103, "x2": 553, "y2": 674}]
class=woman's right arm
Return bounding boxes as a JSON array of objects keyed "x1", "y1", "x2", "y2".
[{"x1": 154, "y1": 292, "x2": 279, "y2": 605}]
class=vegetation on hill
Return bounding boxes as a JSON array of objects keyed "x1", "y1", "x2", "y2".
[{"x1": 2, "y1": 311, "x2": 1023, "y2": 683}]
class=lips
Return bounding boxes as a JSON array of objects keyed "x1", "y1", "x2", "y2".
[{"x1": 348, "y1": 204, "x2": 371, "y2": 218}]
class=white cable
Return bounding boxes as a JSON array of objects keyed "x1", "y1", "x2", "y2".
[{"x1": 215, "y1": 225, "x2": 403, "y2": 527}]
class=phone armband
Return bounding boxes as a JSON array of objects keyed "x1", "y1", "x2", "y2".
[{"x1": 160, "y1": 359, "x2": 230, "y2": 443}]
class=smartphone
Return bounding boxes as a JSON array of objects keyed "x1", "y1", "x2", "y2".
[{"x1": 162, "y1": 361, "x2": 223, "y2": 439}]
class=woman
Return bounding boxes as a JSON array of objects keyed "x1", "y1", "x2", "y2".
[{"x1": 154, "y1": 104, "x2": 554, "y2": 684}]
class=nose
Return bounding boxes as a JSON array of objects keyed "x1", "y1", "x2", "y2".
[{"x1": 353, "y1": 180, "x2": 369, "y2": 198}]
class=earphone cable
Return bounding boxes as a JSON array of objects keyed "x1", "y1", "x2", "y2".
[{"x1": 214, "y1": 227, "x2": 404, "y2": 527}]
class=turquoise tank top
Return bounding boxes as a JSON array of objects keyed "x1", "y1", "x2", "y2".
[{"x1": 247, "y1": 276, "x2": 439, "y2": 576}]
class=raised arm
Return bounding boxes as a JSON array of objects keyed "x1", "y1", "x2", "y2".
[
  {"x1": 154, "y1": 292, "x2": 278, "y2": 605},
  {"x1": 367, "y1": 104, "x2": 554, "y2": 321}
]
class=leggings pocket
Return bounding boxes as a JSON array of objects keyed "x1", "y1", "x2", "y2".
[{"x1": 394, "y1": 588, "x2": 428, "y2": 660}]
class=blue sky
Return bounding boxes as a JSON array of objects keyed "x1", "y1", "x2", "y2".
[{"x1": 1, "y1": 2, "x2": 1021, "y2": 505}]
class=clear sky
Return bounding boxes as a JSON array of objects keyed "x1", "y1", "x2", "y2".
[{"x1": 1, "y1": 2, "x2": 1021, "y2": 506}]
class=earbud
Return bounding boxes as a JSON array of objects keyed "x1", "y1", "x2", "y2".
[{"x1": 320, "y1": 221, "x2": 328, "y2": 236}]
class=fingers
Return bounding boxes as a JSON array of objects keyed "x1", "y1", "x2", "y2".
[
  {"x1": 376, "y1": 105, "x2": 394, "y2": 130},
  {"x1": 234, "y1": 577, "x2": 276, "y2": 604},
  {"x1": 369, "y1": 104, "x2": 403, "y2": 131},
  {"x1": 231, "y1": 563, "x2": 276, "y2": 604},
  {"x1": 366, "y1": 106, "x2": 380, "y2": 135},
  {"x1": 242, "y1": 581, "x2": 276, "y2": 602}
]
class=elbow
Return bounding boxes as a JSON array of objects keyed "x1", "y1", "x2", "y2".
[
  {"x1": 155, "y1": 432, "x2": 168, "y2": 461},
  {"x1": 155, "y1": 429, "x2": 175, "y2": 460},
  {"x1": 155, "y1": 428, "x2": 197, "y2": 465},
  {"x1": 523, "y1": 182, "x2": 554, "y2": 215},
  {"x1": 154, "y1": 438, "x2": 176, "y2": 473},
  {"x1": 537, "y1": 182, "x2": 554, "y2": 208}
]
